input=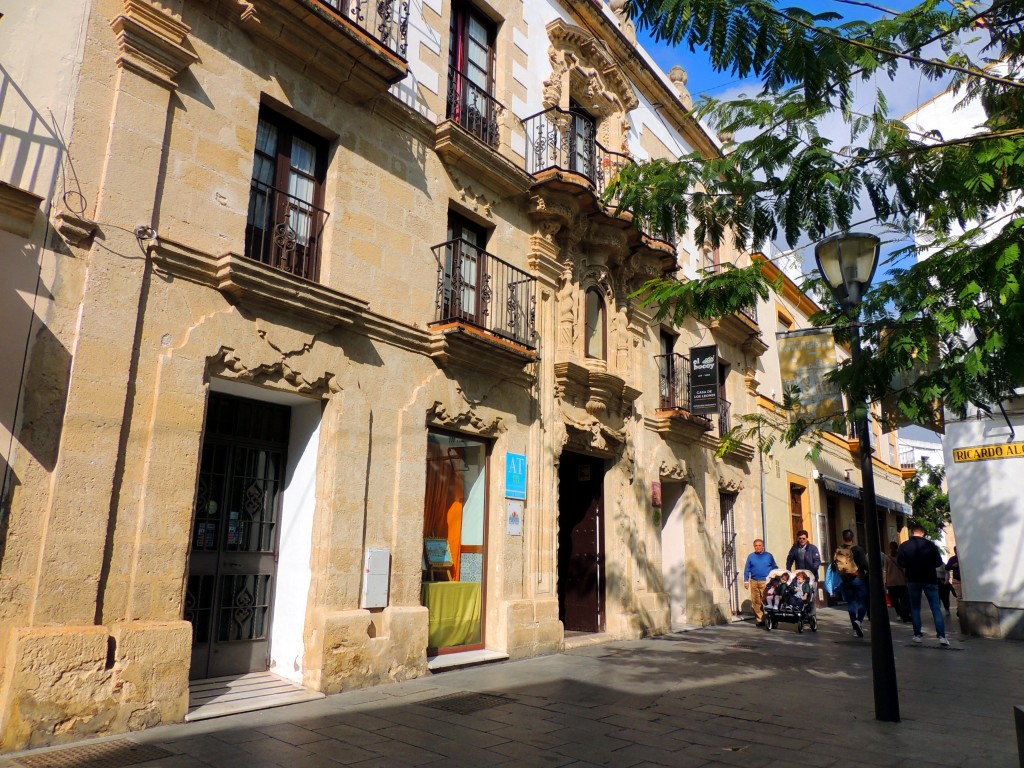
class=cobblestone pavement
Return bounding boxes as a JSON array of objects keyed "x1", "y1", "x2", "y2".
[{"x1": 4, "y1": 607, "x2": 1020, "y2": 767}]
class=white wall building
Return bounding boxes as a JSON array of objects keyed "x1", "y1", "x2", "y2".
[{"x1": 905, "y1": 82, "x2": 1024, "y2": 639}]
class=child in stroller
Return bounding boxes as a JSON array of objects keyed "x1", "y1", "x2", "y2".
[{"x1": 763, "y1": 568, "x2": 817, "y2": 633}]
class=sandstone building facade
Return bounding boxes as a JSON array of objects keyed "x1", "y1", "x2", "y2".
[{"x1": 0, "y1": 0, "x2": 903, "y2": 750}]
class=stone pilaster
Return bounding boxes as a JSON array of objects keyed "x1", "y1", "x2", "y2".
[{"x1": 29, "y1": 0, "x2": 197, "y2": 627}]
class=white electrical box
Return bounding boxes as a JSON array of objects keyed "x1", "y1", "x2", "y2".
[{"x1": 362, "y1": 548, "x2": 391, "y2": 609}]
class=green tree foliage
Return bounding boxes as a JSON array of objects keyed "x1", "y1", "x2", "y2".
[
  {"x1": 613, "y1": 0, "x2": 1024, "y2": 436},
  {"x1": 904, "y1": 459, "x2": 951, "y2": 539}
]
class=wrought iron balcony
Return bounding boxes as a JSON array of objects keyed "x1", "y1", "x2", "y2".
[
  {"x1": 320, "y1": 0, "x2": 410, "y2": 59},
  {"x1": 431, "y1": 238, "x2": 537, "y2": 348},
  {"x1": 707, "y1": 262, "x2": 758, "y2": 322},
  {"x1": 245, "y1": 180, "x2": 329, "y2": 282},
  {"x1": 446, "y1": 68, "x2": 504, "y2": 148},
  {"x1": 656, "y1": 353, "x2": 711, "y2": 417},
  {"x1": 523, "y1": 107, "x2": 676, "y2": 245},
  {"x1": 523, "y1": 106, "x2": 621, "y2": 185}
]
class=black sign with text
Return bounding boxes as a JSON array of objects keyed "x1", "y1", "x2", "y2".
[{"x1": 690, "y1": 345, "x2": 719, "y2": 414}]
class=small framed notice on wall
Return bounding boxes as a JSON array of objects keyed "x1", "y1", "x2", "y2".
[{"x1": 507, "y1": 500, "x2": 524, "y2": 536}]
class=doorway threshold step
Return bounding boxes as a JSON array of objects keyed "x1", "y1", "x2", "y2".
[
  {"x1": 186, "y1": 671, "x2": 324, "y2": 722},
  {"x1": 428, "y1": 649, "x2": 509, "y2": 672},
  {"x1": 563, "y1": 632, "x2": 615, "y2": 651}
]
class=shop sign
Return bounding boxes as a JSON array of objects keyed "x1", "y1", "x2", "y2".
[
  {"x1": 952, "y1": 441, "x2": 1024, "y2": 463},
  {"x1": 506, "y1": 452, "x2": 527, "y2": 499},
  {"x1": 690, "y1": 344, "x2": 719, "y2": 414}
]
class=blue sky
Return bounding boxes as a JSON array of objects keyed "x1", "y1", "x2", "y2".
[{"x1": 633, "y1": 0, "x2": 956, "y2": 283}]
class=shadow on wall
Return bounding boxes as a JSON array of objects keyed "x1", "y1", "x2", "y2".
[
  {"x1": 0, "y1": 64, "x2": 72, "y2": 515},
  {"x1": 613, "y1": 460, "x2": 732, "y2": 630}
]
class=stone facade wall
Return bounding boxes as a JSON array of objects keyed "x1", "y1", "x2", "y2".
[{"x1": 0, "y1": 0, "x2": 773, "y2": 750}]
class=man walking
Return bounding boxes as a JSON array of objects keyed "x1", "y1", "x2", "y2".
[
  {"x1": 897, "y1": 523, "x2": 949, "y2": 646},
  {"x1": 786, "y1": 529, "x2": 822, "y2": 615},
  {"x1": 743, "y1": 539, "x2": 778, "y2": 625},
  {"x1": 786, "y1": 529, "x2": 822, "y2": 578},
  {"x1": 834, "y1": 529, "x2": 869, "y2": 637}
]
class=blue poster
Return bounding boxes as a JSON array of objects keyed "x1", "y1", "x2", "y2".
[{"x1": 505, "y1": 452, "x2": 527, "y2": 500}]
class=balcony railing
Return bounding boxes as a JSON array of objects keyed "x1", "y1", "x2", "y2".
[
  {"x1": 523, "y1": 107, "x2": 623, "y2": 186},
  {"x1": 718, "y1": 398, "x2": 731, "y2": 435},
  {"x1": 245, "y1": 180, "x2": 329, "y2": 282},
  {"x1": 522, "y1": 107, "x2": 676, "y2": 245},
  {"x1": 319, "y1": 0, "x2": 410, "y2": 59},
  {"x1": 446, "y1": 68, "x2": 504, "y2": 148},
  {"x1": 431, "y1": 238, "x2": 537, "y2": 348},
  {"x1": 654, "y1": 353, "x2": 694, "y2": 411}
]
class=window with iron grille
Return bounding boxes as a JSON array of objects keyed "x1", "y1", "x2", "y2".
[{"x1": 245, "y1": 109, "x2": 329, "y2": 282}]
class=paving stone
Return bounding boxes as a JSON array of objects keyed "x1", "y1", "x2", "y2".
[{"x1": 251, "y1": 723, "x2": 326, "y2": 746}]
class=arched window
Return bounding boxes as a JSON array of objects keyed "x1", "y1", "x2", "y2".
[{"x1": 585, "y1": 289, "x2": 606, "y2": 359}]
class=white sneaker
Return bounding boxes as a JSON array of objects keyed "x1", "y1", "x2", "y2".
[
  {"x1": 912, "y1": 635, "x2": 923, "y2": 644},
  {"x1": 853, "y1": 620, "x2": 864, "y2": 638},
  {"x1": 939, "y1": 636, "x2": 950, "y2": 647}
]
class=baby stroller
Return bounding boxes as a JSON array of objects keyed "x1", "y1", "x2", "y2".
[{"x1": 762, "y1": 568, "x2": 818, "y2": 633}]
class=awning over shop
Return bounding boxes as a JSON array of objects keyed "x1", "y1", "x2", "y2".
[
  {"x1": 820, "y1": 474, "x2": 861, "y2": 499},
  {"x1": 817, "y1": 474, "x2": 911, "y2": 516}
]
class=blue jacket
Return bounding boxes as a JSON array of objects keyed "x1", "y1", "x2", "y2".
[{"x1": 744, "y1": 551, "x2": 778, "y2": 581}]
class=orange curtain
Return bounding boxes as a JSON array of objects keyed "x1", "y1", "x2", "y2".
[
  {"x1": 447, "y1": 449, "x2": 464, "y2": 581},
  {"x1": 423, "y1": 440, "x2": 464, "y2": 581}
]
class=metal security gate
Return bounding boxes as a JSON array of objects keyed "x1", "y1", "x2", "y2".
[
  {"x1": 186, "y1": 393, "x2": 290, "y2": 680},
  {"x1": 720, "y1": 492, "x2": 741, "y2": 614}
]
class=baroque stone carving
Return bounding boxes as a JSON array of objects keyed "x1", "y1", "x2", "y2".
[
  {"x1": 543, "y1": 19, "x2": 638, "y2": 156},
  {"x1": 659, "y1": 460, "x2": 691, "y2": 482},
  {"x1": 556, "y1": 262, "x2": 578, "y2": 351},
  {"x1": 451, "y1": 174, "x2": 498, "y2": 219},
  {"x1": 562, "y1": 413, "x2": 625, "y2": 455},
  {"x1": 718, "y1": 477, "x2": 744, "y2": 493},
  {"x1": 208, "y1": 346, "x2": 342, "y2": 395},
  {"x1": 426, "y1": 401, "x2": 505, "y2": 436}
]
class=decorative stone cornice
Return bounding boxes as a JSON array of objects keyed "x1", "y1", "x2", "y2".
[
  {"x1": 110, "y1": 0, "x2": 199, "y2": 88},
  {"x1": 426, "y1": 400, "x2": 506, "y2": 437},
  {"x1": 428, "y1": 323, "x2": 538, "y2": 386},
  {"x1": 0, "y1": 181, "x2": 42, "y2": 238},
  {"x1": 435, "y1": 121, "x2": 534, "y2": 199},
  {"x1": 648, "y1": 410, "x2": 713, "y2": 443}
]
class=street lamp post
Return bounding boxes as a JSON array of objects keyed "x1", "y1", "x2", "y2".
[{"x1": 815, "y1": 232, "x2": 900, "y2": 723}]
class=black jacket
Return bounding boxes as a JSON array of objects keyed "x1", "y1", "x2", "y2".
[
  {"x1": 786, "y1": 542, "x2": 822, "y2": 575},
  {"x1": 897, "y1": 536, "x2": 943, "y2": 583}
]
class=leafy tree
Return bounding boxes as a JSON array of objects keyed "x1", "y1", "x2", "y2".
[
  {"x1": 612, "y1": 0, "x2": 1024, "y2": 438},
  {"x1": 904, "y1": 459, "x2": 951, "y2": 539}
]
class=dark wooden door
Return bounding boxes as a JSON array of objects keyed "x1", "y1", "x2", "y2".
[
  {"x1": 790, "y1": 486, "x2": 805, "y2": 542},
  {"x1": 186, "y1": 394, "x2": 290, "y2": 680},
  {"x1": 558, "y1": 452, "x2": 605, "y2": 632}
]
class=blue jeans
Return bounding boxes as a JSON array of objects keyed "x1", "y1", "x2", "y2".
[
  {"x1": 908, "y1": 582, "x2": 946, "y2": 638},
  {"x1": 840, "y1": 577, "x2": 867, "y2": 623}
]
